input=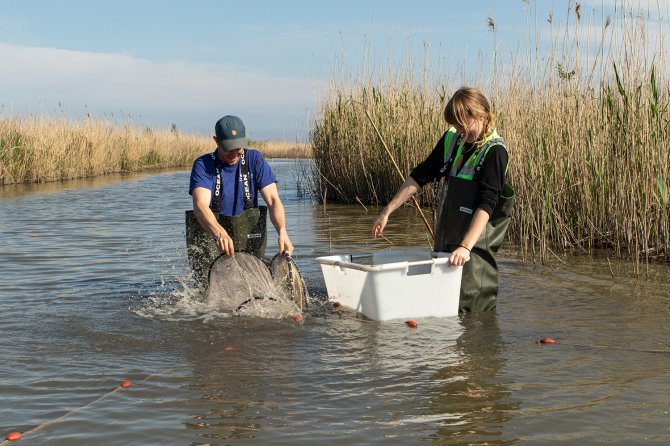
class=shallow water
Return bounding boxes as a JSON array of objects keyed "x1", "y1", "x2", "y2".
[{"x1": 1, "y1": 160, "x2": 669, "y2": 445}]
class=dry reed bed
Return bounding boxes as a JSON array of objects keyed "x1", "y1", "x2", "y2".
[
  {"x1": 0, "y1": 117, "x2": 209, "y2": 184},
  {"x1": 309, "y1": 2, "x2": 669, "y2": 263},
  {"x1": 0, "y1": 117, "x2": 310, "y2": 185},
  {"x1": 253, "y1": 139, "x2": 312, "y2": 159}
]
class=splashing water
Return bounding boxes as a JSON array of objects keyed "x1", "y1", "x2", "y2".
[
  {"x1": 206, "y1": 253, "x2": 303, "y2": 318},
  {"x1": 131, "y1": 274, "x2": 229, "y2": 322},
  {"x1": 132, "y1": 248, "x2": 308, "y2": 321}
]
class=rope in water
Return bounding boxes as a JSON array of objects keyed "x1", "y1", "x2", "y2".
[
  {"x1": 567, "y1": 342, "x2": 670, "y2": 354},
  {"x1": 1, "y1": 374, "x2": 160, "y2": 444}
]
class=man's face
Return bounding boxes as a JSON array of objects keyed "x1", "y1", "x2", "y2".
[
  {"x1": 220, "y1": 147, "x2": 243, "y2": 165},
  {"x1": 214, "y1": 137, "x2": 244, "y2": 165}
]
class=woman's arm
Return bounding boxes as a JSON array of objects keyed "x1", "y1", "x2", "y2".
[
  {"x1": 371, "y1": 176, "x2": 421, "y2": 238},
  {"x1": 448, "y1": 209, "x2": 490, "y2": 266},
  {"x1": 450, "y1": 144, "x2": 507, "y2": 266}
]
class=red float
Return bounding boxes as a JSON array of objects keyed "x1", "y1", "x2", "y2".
[
  {"x1": 539, "y1": 338, "x2": 556, "y2": 344},
  {"x1": 5, "y1": 432, "x2": 22, "y2": 441},
  {"x1": 119, "y1": 380, "x2": 132, "y2": 388},
  {"x1": 405, "y1": 320, "x2": 418, "y2": 328}
]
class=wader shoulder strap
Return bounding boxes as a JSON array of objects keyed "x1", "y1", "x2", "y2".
[
  {"x1": 440, "y1": 130, "x2": 462, "y2": 175},
  {"x1": 473, "y1": 138, "x2": 507, "y2": 177},
  {"x1": 456, "y1": 137, "x2": 507, "y2": 180},
  {"x1": 210, "y1": 152, "x2": 221, "y2": 212},
  {"x1": 209, "y1": 150, "x2": 254, "y2": 212},
  {"x1": 239, "y1": 150, "x2": 253, "y2": 210},
  {"x1": 432, "y1": 129, "x2": 462, "y2": 200}
]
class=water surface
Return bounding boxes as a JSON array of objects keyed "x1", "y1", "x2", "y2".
[{"x1": 1, "y1": 160, "x2": 669, "y2": 445}]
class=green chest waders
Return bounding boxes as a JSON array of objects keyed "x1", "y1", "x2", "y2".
[
  {"x1": 185, "y1": 150, "x2": 268, "y2": 289},
  {"x1": 433, "y1": 130, "x2": 515, "y2": 312}
]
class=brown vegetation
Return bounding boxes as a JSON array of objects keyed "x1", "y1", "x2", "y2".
[
  {"x1": 0, "y1": 116, "x2": 310, "y2": 185},
  {"x1": 309, "y1": 1, "x2": 669, "y2": 264}
]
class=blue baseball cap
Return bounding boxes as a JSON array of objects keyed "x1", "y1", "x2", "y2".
[{"x1": 214, "y1": 115, "x2": 247, "y2": 151}]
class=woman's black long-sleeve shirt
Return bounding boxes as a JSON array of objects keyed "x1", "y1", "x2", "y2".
[{"x1": 409, "y1": 132, "x2": 508, "y2": 216}]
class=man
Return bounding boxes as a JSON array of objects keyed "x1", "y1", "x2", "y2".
[{"x1": 185, "y1": 115, "x2": 293, "y2": 288}]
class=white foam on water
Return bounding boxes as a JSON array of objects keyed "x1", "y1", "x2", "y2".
[
  {"x1": 132, "y1": 268, "x2": 303, "y2": 322},
  {"x1": 131, "y1": 273, "x2": 226, "y2": 322}
]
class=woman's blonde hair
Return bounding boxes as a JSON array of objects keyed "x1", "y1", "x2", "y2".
[{"x1": 443, "y1": 87, "x2": 496, "y2": 144}]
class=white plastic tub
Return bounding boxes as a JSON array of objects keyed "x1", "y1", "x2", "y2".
[{"x1": 315, "y1": 249, "x2": 462, "y2": 321}]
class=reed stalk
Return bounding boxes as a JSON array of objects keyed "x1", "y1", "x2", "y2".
[
  {"x1": 309, "y1": 1, "x2": 670, "y2": 263},
  {"x1": 0, "y1": 115, "x2": 309, "y2": 185}
]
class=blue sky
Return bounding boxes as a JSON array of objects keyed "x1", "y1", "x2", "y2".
[{"x1": 0, "y1": 0, "x2": 664, "y2": 139}]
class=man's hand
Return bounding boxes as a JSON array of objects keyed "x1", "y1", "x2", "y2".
[
  {"x1": 193, "y1": 187, "x2": 236, "y2": 257},
  {"x1": 214, "y1": 228, "x2": 235, "y2": 257},
  {"x1": 278, "y1": 228, "x2": 294, "y2": 256}
]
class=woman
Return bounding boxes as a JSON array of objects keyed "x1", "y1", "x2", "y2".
[{"x1": 371, "y1": 87, "x2": 514, "y2": 312}]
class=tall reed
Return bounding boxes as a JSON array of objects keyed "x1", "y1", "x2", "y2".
[
  {"x1": 309, "y1": 1, "x2": 670, "y2": 264},
  {"x1": 310, "y1": 70, "x2": 447, "y2": 205}
]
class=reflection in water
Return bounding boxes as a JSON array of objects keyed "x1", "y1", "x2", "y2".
[
  {"x1": 182, "y1": 322, "x2": 274, "y2": 442},
  {"x1": 428, "y1": 313, "x2": 519, "y2": 445},
  {"x1": 180, "y1": 313, "x2": 471, "y2": 444},
  {"x1": 0, "y1": 168, "x2": 181, "y2": 199},
  {"x1": 311, "y1": 203, "x2": 434, "y2": 252},
  {"x1": 182, "y1": 318, "x2": 327, "y2": 443}
]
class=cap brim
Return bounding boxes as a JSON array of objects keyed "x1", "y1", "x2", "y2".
[{"x1": 220, "y1": 137, "x2": 247, "y2": 151}]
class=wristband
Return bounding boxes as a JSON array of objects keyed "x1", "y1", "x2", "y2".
[{"x1": 458, "y1": 244, "x2": 471, "y2": 253}]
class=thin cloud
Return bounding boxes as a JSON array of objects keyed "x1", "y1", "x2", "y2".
[{"x1": 0, "y1": 42, "x2": 317, "y2": 115}]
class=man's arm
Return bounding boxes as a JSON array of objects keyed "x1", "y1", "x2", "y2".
[
  {"x1": 259, "y1": 182, "x2": 294, "y2": 255},
  {"x1": 192, "y1": 187, "x2": 235, "y2": 256}
]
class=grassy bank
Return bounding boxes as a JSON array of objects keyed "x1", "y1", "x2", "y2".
[
  {"x1": 309, "y1": 1, "x2": 669, "y2": 263},
  {"x1": 253, "y1": 139, "x2": 312, "y2": 159},
  {"x1": 0, "y1": 116, "x2": 310, "y2": 185}
]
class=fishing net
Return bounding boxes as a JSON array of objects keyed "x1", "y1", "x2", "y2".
[
  {"x1": 205, "y1": 252, "x2": 309, "y2": 316},
  {"x1": 185, "y1": 208, "x2": 267, "y2": 290},
  {"x1": 268, "y1": 253, "x2": 310, "y2": 311}
]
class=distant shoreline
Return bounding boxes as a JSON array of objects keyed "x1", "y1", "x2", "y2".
[{"x1": 0, "y1": 115, "x2": 312, "y2": 186}]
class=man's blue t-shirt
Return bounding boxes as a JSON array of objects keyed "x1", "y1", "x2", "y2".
[{"x1": 189, "y1": 149, "x2": 276, "y2": 217}]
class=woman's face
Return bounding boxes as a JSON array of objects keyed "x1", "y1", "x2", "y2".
[{"x1": 454, "y1": 116, "x2": 484, "y2": 143}]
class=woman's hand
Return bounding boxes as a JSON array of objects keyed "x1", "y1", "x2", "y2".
[
  {"x1": 371, "y1": 213, "x2": 389, "y2": 238},
  {"x1": 448, "y1": 246, "x2": 471, "y2": 266},
  {"x1": 371, "y1": 177, "x2": 420, "y2": 239}
]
